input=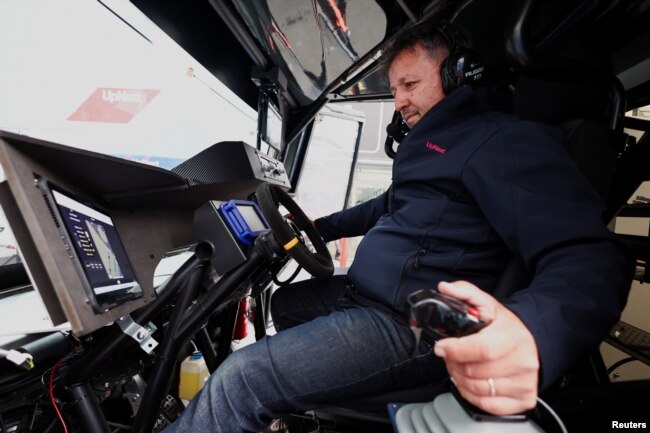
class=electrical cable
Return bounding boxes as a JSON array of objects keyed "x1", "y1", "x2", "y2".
[
  {"x1": 606, "y1": 356, "x2": 637, "y2": 375},
  {"x1": 49, "y1": 356, "x2": 70, "y2": 433},
  {"x1": 537, "y1": 397, "x2": 568, "y2": 433},
  {"x1": 272, "y1": 265, "x2": 302, "y2": 286}
]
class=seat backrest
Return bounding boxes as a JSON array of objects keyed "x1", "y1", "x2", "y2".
[
  {"x1": 494, "y1": 72, "x2": 625, "y2": 299},
  {"x1": 513, "y1": 76, "x2": 620, "y2": 202}
]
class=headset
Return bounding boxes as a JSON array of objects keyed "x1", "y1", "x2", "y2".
[{"x1": 436, "y1": 20, "x2": 485, "y2": 95}]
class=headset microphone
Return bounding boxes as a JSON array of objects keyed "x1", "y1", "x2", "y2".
[
  {"x1": 386, "y1": 121, "x2": 408, "y2": 143},
  {"x1": 384, "y1": 111, "x2": 410, "y2": 159}
]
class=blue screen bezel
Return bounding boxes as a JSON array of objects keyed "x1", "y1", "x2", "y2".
[{"x1": 218, "y1": 200, "x2": 271, "y2": 246}]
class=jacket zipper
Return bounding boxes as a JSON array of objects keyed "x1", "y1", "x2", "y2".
[{"x1": 395, "y1": 248, "x2": 427, "y2": 309}]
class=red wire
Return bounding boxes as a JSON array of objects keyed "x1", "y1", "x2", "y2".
[{"x1": 49, "y1": 356, "x2": 69, "y2": 433}]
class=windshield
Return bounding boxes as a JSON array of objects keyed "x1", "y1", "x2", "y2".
[
  {"x1": 0, "y1": 0, "x2": 257, "y2": 163},
  {"x1": 233, "y1": 0, "x2": 387, "y2": 105}
]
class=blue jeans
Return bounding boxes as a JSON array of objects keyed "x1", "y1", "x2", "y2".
[{"x1": 163, "y1": 276, "x2": 446, "y2": 433}]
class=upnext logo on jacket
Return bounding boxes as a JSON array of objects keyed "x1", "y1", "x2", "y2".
[
  {"x1": 68, "y1": 88, "x2": 160, "y2": 123},
  {"x1": 426, "y1": 141, "x2": 446, "y2": 154}
]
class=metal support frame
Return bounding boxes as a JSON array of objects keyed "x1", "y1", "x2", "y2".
[
  {"x1": 116, "y1": 315, "x2": 159, "y2": 354},
  {"x1": 65, "y1": 253, "x2": 206, "y2": 386},
  {"x1": 132, "y1": 261, "x2": 208, "y2": 433},
  {"x1": 132, "y1": 249, "x2": 266, "y2": 433}
]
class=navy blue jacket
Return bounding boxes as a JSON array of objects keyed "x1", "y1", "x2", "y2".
[{"x1": 315, "y1": 87, "x2": 633, "y2": 390}]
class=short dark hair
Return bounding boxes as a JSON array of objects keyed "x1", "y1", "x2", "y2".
[{"x1": 381, "y1": 20, "x2": 451, "y2": 74}]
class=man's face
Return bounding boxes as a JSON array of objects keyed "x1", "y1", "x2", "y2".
[{"x1": 388, "y1": 43, "x2": 446, "y2": 128}]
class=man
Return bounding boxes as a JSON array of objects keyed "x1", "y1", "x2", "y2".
[{"x1": 164, "y1": 20, "x2": 632, "y2": 432}]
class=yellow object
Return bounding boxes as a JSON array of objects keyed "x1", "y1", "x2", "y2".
[
  {"x1": 283, "y1": 237, "x2": 299, "y2": 251},
  {"x1": 178, "y1": 352, "x2": 210, "y2": 403}
]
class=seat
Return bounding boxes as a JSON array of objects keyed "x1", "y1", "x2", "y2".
[{"x1": 512, "y1": 75, "x2": 622, "y2": 204}]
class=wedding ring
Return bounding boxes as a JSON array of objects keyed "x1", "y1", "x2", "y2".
[{"x1": 487, "y1": 377, "x2": 496, "y2": 397}]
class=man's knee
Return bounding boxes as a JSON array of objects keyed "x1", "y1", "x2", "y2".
[
  {"x1": 198, "y1": 346, "x2": 274, "y2": 431},
  {"x1": 208, "y1": 348, "x2": 250, "y2": 393}
]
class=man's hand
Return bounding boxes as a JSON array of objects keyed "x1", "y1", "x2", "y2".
[
  {"x1": 433, "y1": 281, "x2": 539, "y2": 415},
  {"x1": 283, "y1": 213, "x2": 315, "y2": 227}
]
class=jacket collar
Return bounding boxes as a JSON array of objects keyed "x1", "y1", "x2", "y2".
[{"x1": 409, "y1": 86, "x2": 477, "y2": 134}]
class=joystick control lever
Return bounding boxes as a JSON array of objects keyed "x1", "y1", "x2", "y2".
[{"x1": 407, "y1": 289, "x2": 487, "y2": 353}]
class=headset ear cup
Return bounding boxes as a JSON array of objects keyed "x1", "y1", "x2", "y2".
[
  {"x1": 440, "y1": 50, "x2": 485, "y2": 95},
  {"x1": 459, "y1": 49, "x2": 485, "y2": 86},
  {"x1": 440, "y1": 56, "x2": 455, "y2": 95},
  {"x1": 441, "y1": 52, "x2": 463, "y2": 95}
]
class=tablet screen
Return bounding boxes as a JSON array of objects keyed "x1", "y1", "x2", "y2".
[{"x1": 50, "y1": 188, "x2": 142, "y2": 310}]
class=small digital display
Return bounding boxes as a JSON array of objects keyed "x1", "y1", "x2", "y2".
[
  {"x1": 218, "y1": 200, "x2": 270, "y2": 246},
  {"x1": 50, "y1": 188, "x2": 142, "y2": 311},
  {"x1": 263, "y1": 102, "x2": 282, "y2": 150},
  {"x1": 237, "y1": 204, "x2": 267, "y2": 232}
]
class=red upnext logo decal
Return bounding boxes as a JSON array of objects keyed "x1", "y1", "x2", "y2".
[
  {"x1": 426, "y1": 141, "x2": 446, "y2": 154},
  {"x1": 68, "y1": 88, "x2": 160, "y2": 123}
]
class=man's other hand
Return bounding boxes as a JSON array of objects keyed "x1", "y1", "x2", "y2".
[
  {"x1": 283, "y1": 213, "x2": 315, "y2": 227},
  {"x1": 433, "y1": 280, "x2": 539, "y2": 415}
]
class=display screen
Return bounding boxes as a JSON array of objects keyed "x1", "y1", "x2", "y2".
[
  {"x1": 51, "y1": 188, "x2": 142, "y2": 310},
  {"x1": 218, "y1": 200, "x2": 270, "y2": 246},
  {"x1": 263, "y1": 102, "x2": 282, "y2": 150},
  {"x1": 237, "y1": 203, "x2": 267, "y2": 232}
]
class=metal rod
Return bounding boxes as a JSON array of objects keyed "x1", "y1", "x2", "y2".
[
  {"x1": 175, "y1": 250, "x2": 265, "y2": 343},
  {"x1": 67, "y1": 383, "x2": 112, "y2": 433},
  {"x1": 195, "y1": 326, "x2": 218, "y2": 372},
  {"x1": 396, "y1": 0, "x2": 417, "y2": 22},
  {"x1": 131, "y1": 262, "x2": 208, "y2": 433},
  {"x1": 252, "y1": 292, "x2": 268, "y2": 341}
]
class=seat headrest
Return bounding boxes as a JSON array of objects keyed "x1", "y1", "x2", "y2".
[{"x1": 513, "y1": 76, "x2": 611, "y2": 124}]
